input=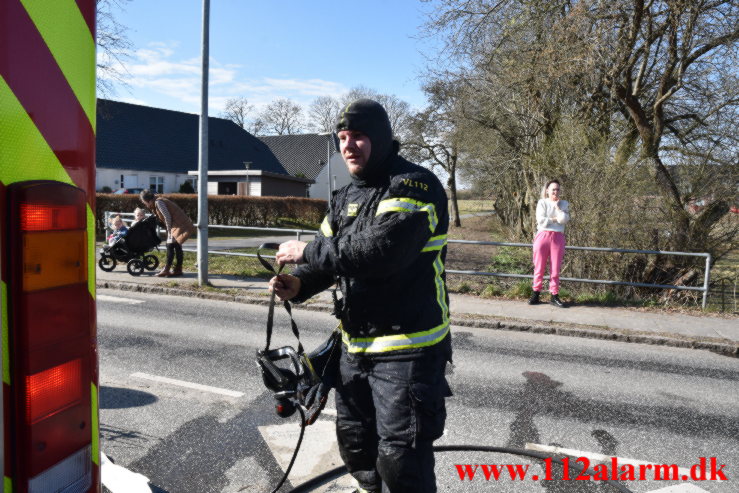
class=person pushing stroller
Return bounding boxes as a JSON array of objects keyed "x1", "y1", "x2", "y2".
[{"x1": 139, "y1": 190, "x2": 195, "y2": 277}]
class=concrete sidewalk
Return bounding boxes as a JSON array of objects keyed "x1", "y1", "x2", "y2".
[{"x1": 95, "y1": 267, "x2": 738, "y2": 357}]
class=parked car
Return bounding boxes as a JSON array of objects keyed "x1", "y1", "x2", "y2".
[{"x1": 113, "y1": 187, "x2": 145, "y2": 194}]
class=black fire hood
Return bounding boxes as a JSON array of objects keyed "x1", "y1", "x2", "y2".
[{"x1": 336, "y1": 99, "x2": 398, "y2": 186}]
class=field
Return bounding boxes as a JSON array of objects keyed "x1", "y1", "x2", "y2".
[{"x1": 455, "y1": 200, "x2": 495, "y2": 214}]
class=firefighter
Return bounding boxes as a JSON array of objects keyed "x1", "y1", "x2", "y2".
[{"x1": 270, "y1": 99, "x2": 452, "y2": 493}]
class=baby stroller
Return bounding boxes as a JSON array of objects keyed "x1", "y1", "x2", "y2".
[{"x1": 98, "y1": 215, "x2": 162, "y2": 276}]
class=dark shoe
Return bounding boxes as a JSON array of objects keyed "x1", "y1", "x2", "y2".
[
  {"x1": 155, "y1": 267, "x2": 171, "y2": 277},
  {"x1": 169, "y1": 266, "x2": 183, "y2": 277},
  {"x1": 550, "y1": 294, "x2": 566, "y2": 308},
  {"x1": 528, "y1": 291, "x2": 541, "y2": 305}
]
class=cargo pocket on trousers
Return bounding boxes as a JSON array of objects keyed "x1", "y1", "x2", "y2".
[{"x1": 409, "y1": 379, "x2": 450, "y2": 442}]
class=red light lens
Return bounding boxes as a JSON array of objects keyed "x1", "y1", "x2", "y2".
[
  {"x1": 20, "y1": 203, "x2": 84, "y2": 231},
  {"x1": 25, "y1": 359, "x2": 83, "y2": 424}
]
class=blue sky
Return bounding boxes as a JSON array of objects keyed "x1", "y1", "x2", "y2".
[{"x1": 102, "y1": 0, "x2": 443, "y2": 116}]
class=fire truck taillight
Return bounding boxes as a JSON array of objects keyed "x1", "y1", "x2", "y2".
[
  {"x1": 26, "y1": 359, "x2": 83, "y2": 424},
  {"x1": 7, "y1": 181, "x2": 96, "y2": 493},
  {"x1": 20, "y1": 203, "x2": 83, "y2": 231}
]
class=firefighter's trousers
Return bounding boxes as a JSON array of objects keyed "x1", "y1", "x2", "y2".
[{"x1": 334, "y1": 341, "x2": 451, "y2": 493}]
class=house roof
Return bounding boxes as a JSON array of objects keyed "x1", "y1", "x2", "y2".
[
  {"x1": 96, "y1": 99, "x2": 289, "y2": 176},
  {"x1": 259, "y1": 133, "x2": 339, "y2": 180}
]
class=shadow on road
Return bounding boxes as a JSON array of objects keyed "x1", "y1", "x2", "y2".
[{"x1": 100, "y1": 386, "x2": 159, "y2": 409}]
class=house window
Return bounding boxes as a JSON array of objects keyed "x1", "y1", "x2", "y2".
[{"x1": 150, "y1": 176, "x2": 164, "y2": 193}]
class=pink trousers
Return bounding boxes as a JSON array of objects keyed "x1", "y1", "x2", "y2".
[{"x1": 532, "y1": 230, "x2": 566, "y2": 294}]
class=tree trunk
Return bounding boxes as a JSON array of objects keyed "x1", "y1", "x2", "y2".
[
  {"x1": 645, "y1": 155, "x2": 690, "y2": 250},
  {"x1": 448, "y1": 153, "x2": 461, "y2": 227}
]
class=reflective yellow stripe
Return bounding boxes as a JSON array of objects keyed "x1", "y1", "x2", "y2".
[
  {"x1": 422, "y1": 234, "x2": 447, "y2": 252},
  {"x1": 376, "y1": 198, "x2": 438, "y2": 232},
  {"x1": 432, "y1": 251, "x2": 450, "y2": 322},
  {"x1": 4, "y1": 476, "x2": 12, "y2": 492},
  {"x1": 91, "y1": 383, "x2": 99, "y2": 465},
  {"x1": 341, "y1": 323, "x2": 449, "y2": 353},
  {"x1": 87, "y1": 207, "x2": 95, "y2": 299},
  {"x1": 20, "y1": 0, "x2": 96, "y2": 128},
  {"x1": 0, "y1": 77, "x2": 93, "y2": 299},
  {"x1": 0, "y1": 76, "x2": 75, "y2": 186},
  {"x1": 338, "y1": 103, "x2": 353, "y2": 127},
  {"x1": 320, "y1": 216, "x2": 333, "y2": 237},
  {"x1": 1, "y1": 281, "x2": 9, "y2": 385}
]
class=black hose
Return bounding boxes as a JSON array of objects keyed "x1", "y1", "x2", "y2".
[
  {"x1": 289, "y1": 444, "x2": 634, "y2": 493},
  {"x1": 268, "y1": 406, "x2": 306, "y2": 493}
]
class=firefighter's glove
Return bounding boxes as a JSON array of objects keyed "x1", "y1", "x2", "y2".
[{"x1": 302, "y1": 381, "x2": 331, "y2": 425}]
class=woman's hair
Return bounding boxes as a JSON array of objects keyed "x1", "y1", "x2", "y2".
[
  {"x1": 140, "y1": 189, "x2": 156, "y2": 203},
  {"x1": 541, "y1": 179, "x2": 561, "y2": 199}
]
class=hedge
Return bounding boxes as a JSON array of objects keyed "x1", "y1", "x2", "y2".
[{"x1": 96, "y1": 194, "x2": 327, "y2": 236}]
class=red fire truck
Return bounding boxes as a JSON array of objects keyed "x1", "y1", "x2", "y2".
[{"x1": 1, "y1": 0, "x2": 101, "y2": 491}]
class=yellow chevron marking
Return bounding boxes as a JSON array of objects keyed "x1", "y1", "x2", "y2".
[{"x1": 20, "y1": 0, "x2": 96, "y2": 129}]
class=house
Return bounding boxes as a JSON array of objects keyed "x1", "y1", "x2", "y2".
[
  {"x1": 259, "y1": 133, "x2": 350, "y2": 200},
  {"x1": 96, "y1": 99, "x2": 311, "y2": 196}
]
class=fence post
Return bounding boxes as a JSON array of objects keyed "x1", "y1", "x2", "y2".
[
  {"x1": 702, "y1": 254, "x2": 711, "y2": 309},
  {"x1": 297, "y1": 231, "x2": 301, "y2": 242},
  {"x1": 104, "y1": 211, "x2": 111, "y2": 239}
]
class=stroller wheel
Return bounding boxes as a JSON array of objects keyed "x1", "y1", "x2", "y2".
[
  {"x1": 127, "y1": 259, "x2": 144, "y2": 276},
  {"x1": 144, "y1": 254, "x2": 160, "y2": 271},
  {"x1": 98, "y1": 255, "x2": 116, "y2": 272}
]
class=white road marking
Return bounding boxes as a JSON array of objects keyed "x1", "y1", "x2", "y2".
[
  {"x1": 258, "y1": 419, "x2": 352, "y2": 489},
  {"x1": 98, "y1": 294, "x2": 145, "y2": 304},
  {"x1": 525, "y1": 442, "x2": 695, "y2": 479},
  {"x1": 101, "y1": 452, "x2": 153, "y2": 493},
  {"x1": 131, "y1": 372, "x2": 244, "y2": 398},
  {"x1": 645, "y1": 484, "x2": 711, "y2": 492},
  {"x1": 322, "y1": 407, "x2": 337, "y2": 417}
]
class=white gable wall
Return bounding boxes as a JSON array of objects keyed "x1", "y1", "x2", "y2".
[
  {"x1": 309, "y1": 153, "x2": 350, "y2": 200},
  {"x1": 96, "y1": 167, "x2": 194, "y2": 193}
]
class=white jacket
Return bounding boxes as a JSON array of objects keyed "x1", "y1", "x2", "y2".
[{"x1": 536, "y1": 199, "x2": 570, "y2": 233}]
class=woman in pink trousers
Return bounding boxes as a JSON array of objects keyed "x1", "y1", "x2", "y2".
[{"x1": 529, "y1": 179, "x2": 570, "y2": 307}]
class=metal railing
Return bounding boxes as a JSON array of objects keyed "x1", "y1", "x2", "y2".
[
  {"x1": 446, "y1": 240, "x2": 711, "y2": 309},
  {"x1": 102, "y1": 212, "x2": 713, "y2": 308}
]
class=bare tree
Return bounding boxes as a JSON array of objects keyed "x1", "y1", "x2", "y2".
[
  {"x1": 341, "y1": 86, "x2": 413, "y2": 140},
  {"x1": 423, "y1": 0, "x2": 739, "y2": 295},
  {"x1": 585, "y1": 0, "x2": 739, "y2": 250},
  {"x1": 96, "y1": 0, "x2": 133, "y2": 97},
  {"x1": 221, "y1": 97, "x2": 254, "y2": 129},
  {"x1": 405, "y1": 79, "x2": 466, "y2": 227},
  {"x1": 259, "y1": 98, "x2": 305, "y2": 135},
  {"x1": 308, "y1": 95, "x2": 342, "y2": 133},
  {"x1": 247, "y1": 117, "x2": 266, "y2": 136}
]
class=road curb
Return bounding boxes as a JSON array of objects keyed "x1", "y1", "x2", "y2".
[{"x1": 97, "y1": 280, "x2": 738, "y2": 358}]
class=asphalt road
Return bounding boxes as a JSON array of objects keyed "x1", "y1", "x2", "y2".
[{"x1": 97, "y1": 289, "x2": 739, "y2": 493}]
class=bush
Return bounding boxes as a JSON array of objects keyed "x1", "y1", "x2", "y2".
[
  {"x1": 179, "y1": 181, "x2": 195, "y2": 194},
  {"x1": 96, "y1": 194, "x2": 327, "y2": 238},
  {"x1": 506, "y1": 280, "x2": 533, "y2": 299},
  {"x1": 456, "y1": 282, "x2": 473, "y2": 293},
  {"x1": 480, "y1": 284, "x2": 503, "y2": 297}
]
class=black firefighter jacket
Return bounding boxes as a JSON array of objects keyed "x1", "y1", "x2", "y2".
[{"x1": 293, "y1": 154, "x2": 450, "y2": 357}]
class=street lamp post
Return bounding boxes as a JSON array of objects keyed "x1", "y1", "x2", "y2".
[{"x1": 197, "y1": 0, "x2": 210, "y2": 286}]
